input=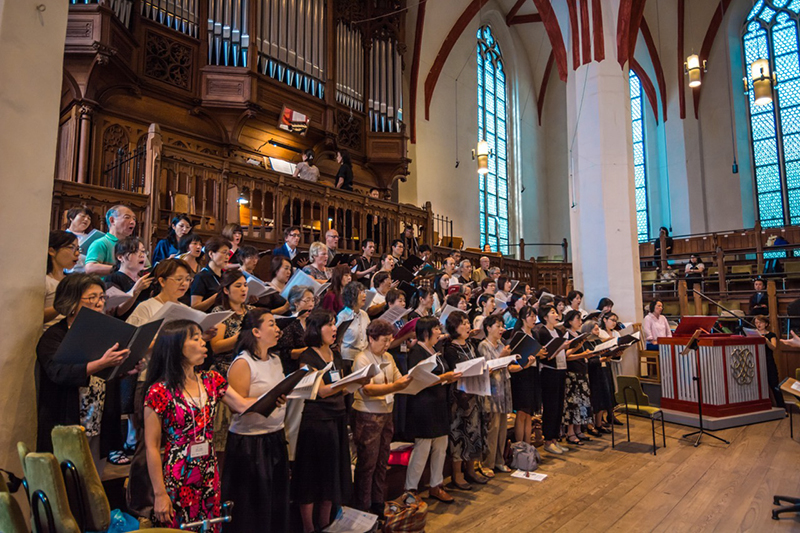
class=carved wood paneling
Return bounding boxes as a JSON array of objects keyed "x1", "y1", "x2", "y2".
[
  {"x1": 336, "y1": 109, "x2": 363, "y2": 152},
  {"x1": 144, "y1": 31, "x2": 193, "y2": 90}
]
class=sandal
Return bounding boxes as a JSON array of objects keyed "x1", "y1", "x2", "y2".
[
  {"x1": 566, "y1": 436, "x2": 583, "y2": 446},
  {"x1": 576, "y1": 434, "x2": 593, "y2": 442},
  {"x1": 448, "y1": 479, "x2": 473, "y2": 491},
  {"x1": 107, "y1": 450, "x2": 131, "y2": 465},
  {"x1": 586, "y1": 427, "x2": 601, "y2": 437},
  {"x1": 464, "y1": 471, "x2": 488, "y2": 485},
  {"x1": 478, "y1": 466, "x2": 495, "y2": 478}
]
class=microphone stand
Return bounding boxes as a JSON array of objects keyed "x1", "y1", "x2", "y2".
[
  {"x1": 692, "y1": 288, "x2": 757, "y2": 331},
  {"x1": 679, "y1": 328, "x2": 730, "y2": 447}
]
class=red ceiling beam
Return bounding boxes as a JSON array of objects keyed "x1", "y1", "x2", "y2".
[
  {"x1": 692, "y1": 0, "x2": 733, "y2": 119},
  {"x1": 617, "y1": 0, "x2": 633, "y2": 68},
  {"x1": 631, "y1": 58, "x2": 660, "y2": 124},
  {"x1": 592, "y1": 0, "x2": 605, "y2": 62},
  {"x1": 532, "y1": 0, "x2": 568, "y2": 81},
  {"x1": 508, "y1": 13, "x2": 542, "y2": 25},
  {"x1": 640, "y1": 17, "x2": 667, "y2": 121},
  {"x1": 506, "y1": 0, "x2": 527, "y2": 25},
  {"x1": 580, "y1": 0, "x2": 591, "y2": 65},
  {"x1": 409, "y1": 0, "x2": 427, "y2": 143},
  {"x1": 537, "y1": 51, "x2": 555, "y2": 126},
  {"x1": 567, "y1": 0, "x2": 580, "y2": 70},
  {"x1": 423, "y1": 0, "x2": 490, "y2": 121},
  {"x1": 678, "y1": 0, "x2": 686, "y2": 119}
]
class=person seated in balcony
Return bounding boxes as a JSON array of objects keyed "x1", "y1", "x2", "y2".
[
  {"x1": 482, "y1": 243, "x2": 492, "y2": 253},
  {"x1": 190, "y1": 236, "x2": 231, "y2": 312},
  {"x1": 293, "y1": 149, "x2": 320, "y2": 183},
  {"x1": 400, "y1": 225, "x2": 419, "y2": 258},
  {"x1": 335, "y1": 148, "x2": 354, "y2": 191},
  {"x1": 223, "y1": 223, "x2": 245, "y2": 264},
  {"x1": 302, "y1": 242, "x2": 330, "y2": 281},
  {"x1": 355, "y1": 239, "x2": 379, "y2": 288},
  {"x1": 152, "y1": 214, "x2": 192, "y2": 264},
  {"x1": 325, "y1": 229, "x2": 340, "y2": 267},
  {"x1": 642, "y1": 300, "x2": 672, "y2": 350},
  {"x1": 684, "y1": 254, "x2": 705, "y2": 292},
  {"x1": 273, "y1": 226, "x2": 302, "y2": 262},
  {"x1": 653, "y1": 226, "x2": 673, "y2": 260},
  {"x1": 748, "y1": 277, "x2": 768, "y2": 316},
  {"x1": 368, "y1": 187, "x2": 381, "y2": 199},
  {"x1": 85, "y1": 204, "x2": 137, "y2": 277}
]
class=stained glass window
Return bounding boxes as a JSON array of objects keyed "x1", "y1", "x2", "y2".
[
  {"x1": 477, "y1": 26, "x2": 510, "y2": 255},
  {"x1": 743, "y1": 1, "x2": 800, "y2": 227},
  {"x1": 629, "y1": 71, "x2": 650, "y2": 243}
]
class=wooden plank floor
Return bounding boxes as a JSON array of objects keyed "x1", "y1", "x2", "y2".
[{"x1": 424, "y1": 415, "x2": 800, "y2": 532}]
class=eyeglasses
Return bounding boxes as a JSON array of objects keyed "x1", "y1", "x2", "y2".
[
  {"x1": 81, "y1": 293, "x2": 107, "y2": 304},
  {"x1": 288, "y1": 233, "x2": 301, "y2": 238},
  {"x1": 167, "y1": 276, "x2": 193, "y2": 284},
  {"x1": 299, "y1": 297, "x2": 315, "y2": 304},
  {"x1": 63, "y1": 245, "x2": 80, "y2": 253}
]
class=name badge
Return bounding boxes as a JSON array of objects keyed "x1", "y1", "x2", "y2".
[
  {"x1": 329, "y1": 370, "x2": 341, "y2": 383},
  {"x1": 601, "y1": 362, "x2": 607, "y2": 368},
  {"x1": 385, "y1": 393, "x2": 394, "y2": 405},
  {"x1": 189, "y1": 439, "x2": 209, "y2": 459}
]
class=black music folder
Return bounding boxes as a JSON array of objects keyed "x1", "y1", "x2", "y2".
[
  {"x1": 244, "y1": 366, "x2": 312, "y2": 418},
  {"x1": 52, "y1": 307, "x2": 163, "y2": 381}
]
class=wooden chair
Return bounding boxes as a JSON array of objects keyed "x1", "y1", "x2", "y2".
[{"x1": 614, "y1": 376, "x2": 666, "y2": 455}]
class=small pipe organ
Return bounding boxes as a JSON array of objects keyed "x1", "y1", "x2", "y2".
[{"x1": 141, "y1": 0, "x2": 198, "y2": 37}]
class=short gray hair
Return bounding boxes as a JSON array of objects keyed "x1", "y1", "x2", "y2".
[
  {"x1": 309, "y1": 241, "x2": 328, "y2": 261},
  {"x1": 288, "y1": 285, "x2": 313, "y2": 312}
]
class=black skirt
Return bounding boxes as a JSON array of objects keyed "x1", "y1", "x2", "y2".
[
  {"x1": 510, "y1": 365, "x2": 541, "y2": 414},
  {"x1": 587, "y1": 359, "x2": 614, "y2": 413},
  {"x1": 291, "y1": 413, "x2": 353, "y2": 505},
  {"x1": 221, "y1": 430, "x2": 289, "y2": 533}
]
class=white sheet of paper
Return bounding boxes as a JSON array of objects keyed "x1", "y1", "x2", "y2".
[
  {"x1": 791, "y1": 381, "x2": 800, "y2": 393},
  {"x1": 455, "y1": 357, "x2": 486, "y2": 377},
  {"x1": 486, "y1": 354, "x2": 519, "y2": 371},
  {"x1": 148, "y1": 301, "x2": 234, "y2": 331},
  {"x1": 104, "y1": 286, "x2": 133, "y2": 311},
  {"x1": 438, "y1": 304, "x2": 460, "y2": 325},
  {"x1": 246, "y1": 277, "x2": 277, "y2": 299},
  {"x1": 511, "y1": 470, "x2": 547, "y2": 481},
  {"x1": 378, "y1": 305, "x2": 411, "y2": 325},
  {"x1": 334, "y1": 363, "x2": 381, "y2": 394},
  {"x1": 280, "y1": 269, "x2": 322, "y2": 299},
  {"x1": 287, "y1": 362, "x2": 332, "y2": 400},
  {"x1": 323, "y1": 506, "x2": 378, "y2": 533},
  {"x1": 457, "y1": 373, "x2": 491, "y2": 396},
  {"x1": 593, "y1": 338, "x2": 618, "y2": 353},
  {"x1": 396, "y1": 354, "x2": 441, "y2": 395},
  {"x1": 363, "y1": 289, "x2": 377, "y2": 310}
]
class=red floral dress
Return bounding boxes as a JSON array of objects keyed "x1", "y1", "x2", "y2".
[{"x1": 145, "y1": 371, "x2": 228, "y2": 531}]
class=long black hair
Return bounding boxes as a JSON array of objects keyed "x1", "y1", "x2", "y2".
[
  {"x1": 337, "y1": 148, "x2": 352, "y2": 167},
  {"x1": 235, "y1": 308, "x2": 273, "y2": 360},
  {"x1": 144, "y1": 320, "x2": 202, "y2": 394},
  {"x1": 48, "y1": 230, "x2": 78, "y2": 274},
  {"x1": 166, "y1": 214, "x2": 191, "y2": 247}
]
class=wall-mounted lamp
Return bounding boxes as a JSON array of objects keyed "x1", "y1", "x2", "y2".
[
  {"x1": 684, "y1": 54, "x2": 706, "y2": 88},
  {"x1": 744, "y1": 58, "x2": 778, "y2": 106},
  {"x1": 472, "y1": 139, "x2": 491, "y2": 175}
]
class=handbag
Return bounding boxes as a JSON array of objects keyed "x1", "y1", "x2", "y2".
[
  {"x1": 509, "y1": 441, "x2": 542, "y2": 472},
  {"x1": 383, "y1": 491, "x2": 428, "y2": 533}
]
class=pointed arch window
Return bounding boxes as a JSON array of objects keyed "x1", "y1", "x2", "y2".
[
  {"x1": 743, "y1": 1, "x2": 800, "y2": 227},
  {"x1": 629, "y1": 71, "x2": 649, "y2": 243},
  {"x1": 477, "y1": 25, "x2": 510, "y2": 255}
]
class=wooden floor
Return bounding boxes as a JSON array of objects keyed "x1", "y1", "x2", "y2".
[{"x1": 424, "y1": 415, "x2": 800, "y2": 532}]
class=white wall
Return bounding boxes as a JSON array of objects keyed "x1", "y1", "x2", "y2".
[{"x1": 0, "y1": 0, "x2": 68, "y2": 515}]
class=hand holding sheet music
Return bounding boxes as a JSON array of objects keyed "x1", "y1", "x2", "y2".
[
  {"x1": 331, "y1": 363, "x2": 381, "y2": 394},
  {"x1": 287, "y1": 362, "x2": 332, "y2": 400},
  {"x1": 244, "y1": 366, "x2": 312, "y2": 418},
  {"x1": 486, "y1": 354, "x2": 520, "y2": 371},
  {"x1": 396, "y1": 354, "x2": 440, "y2": 395},
  {"x1": 454, "y1": 357, "x2": 486, "y2": 377}
]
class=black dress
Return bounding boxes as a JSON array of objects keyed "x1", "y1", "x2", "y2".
[
  {"x1": 291, "y1": 347, "x2": 353, "y2": 506},
  {"x1": 536, "y1": 325, "x2": 567, "y2": 441},
  {"x1": 105, "y1": 272, "x2": 151, "y2": 321},
  {"x1": 274, "y1": 319, "x2": 306, "y2": 374},
  {"x1": 509, "y1": 330, "x2": 542, "y2": 414},
  {"x1": 585, "y1": 339, "x2": 614, "y2": 414},
  {"x1": 335, "y1": 163, "x2": 354, "y2": 191},
  {"x1": 443, "y1": 341, "x2": 486, "y2": 461},
  {"x1": 404, "y1": 345, "x2": 450, "y2": 439},
  {"x1": 763, "y1": 332, "x2": 786, "y2": 409}
]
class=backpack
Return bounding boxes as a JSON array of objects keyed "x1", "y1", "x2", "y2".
[
  {"x1": 509, "y1": 441, "x2": 542, "y2": 472},
  {"x1": 383, "y1": 491, "x2": 428, "y2": 532}
]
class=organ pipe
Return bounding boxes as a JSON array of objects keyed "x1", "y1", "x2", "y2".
[
  {"x1": 369, "y1": 35, "x2": 403, "y2": 132},
  {"x1": 257, "y1": 0, "x2": 326, "y2": 99},
  {"x1": 141, "y1": 0, "x2": 197, "y2": 37},
  {"x1": 335, "y1": 21, "x2": 364, "y2": 111}
]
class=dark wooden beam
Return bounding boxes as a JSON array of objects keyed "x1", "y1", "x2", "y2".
[
  {"x1": 592, "y1": 0, "x2": 605, "y2": 62},
  {"x1": 410, "y1": 0, "x2": 427, "y2": 143},
  {"x1": 506, "y1": 0, "x2": 528, "y2": 25},
  {"x1": 532, "y1": 0, "x2": 569, "y2": 81},
  {"x1": 567, "y1": 0, "x2": 580, "y2": 70},
  {"x1": 508, "y1": 13, "x2": 542, "y2": 25}
]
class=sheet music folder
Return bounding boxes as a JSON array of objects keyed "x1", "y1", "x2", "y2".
[
  {"x1": 244, "y1": 366, "x2": 312, "y2": 418},
  {"x1": 52, "y1": 307, "x2": 163, "y2": 381}
]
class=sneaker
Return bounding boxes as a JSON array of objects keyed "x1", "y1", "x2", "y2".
[
  {"x1": 556, "y1": 443, "x2": 568, "y2": 452},
  {"x1": 544, "y1": 443, "x2": 563, "y2": 454}
]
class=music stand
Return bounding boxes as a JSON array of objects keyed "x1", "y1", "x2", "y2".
[{"x1": 678, "y1": 327, "x2": 730, "y2": 447}]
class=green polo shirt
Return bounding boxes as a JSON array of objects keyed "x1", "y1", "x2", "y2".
[{"x1": 86, "y1": 233, "x2": 119, "y2": 266}]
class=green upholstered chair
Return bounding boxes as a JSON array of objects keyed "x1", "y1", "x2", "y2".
[
  {"x1": 614, "y1": 375, "x2": 666, "y2": 455},
  {"x1": 0, "y1": 474, "x2": 27, "y2": 533},
  {"x1": 51, "y1": 425, "x2": 111, "y2": 532},
  {"x1": 18, "y1": 444, "x2": 81, "y2": 533}
]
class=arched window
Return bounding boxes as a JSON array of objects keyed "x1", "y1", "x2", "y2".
[
  {"x1": 477, "y1": 25, "x2": 510, "y2": 255},
  {"x1": 629, "y1": 71, "x2": 649, "y2": 243},
  {"x1": 743, "y1": 1, "x2": 800, "y2": 227}
]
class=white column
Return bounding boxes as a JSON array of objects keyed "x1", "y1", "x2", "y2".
[
  {"x1": 565, "y1": 2, "x2": 643, "y2": 374},
  {"x1": 0, "y1": 0, "x2": 69, "y2": 495}
]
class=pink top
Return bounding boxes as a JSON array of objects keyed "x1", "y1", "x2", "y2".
[{"x1": 643, "y1": 313, "x2": 672, "y2": 343}]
